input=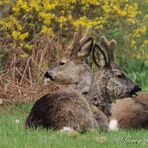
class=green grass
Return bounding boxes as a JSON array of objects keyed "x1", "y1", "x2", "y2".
[
  {"x1": 122, "y1": 60, "x2": 148, "y2": 91},
  {"x1": 0, "y1": 103, "x2": 148, "y2": 148}
]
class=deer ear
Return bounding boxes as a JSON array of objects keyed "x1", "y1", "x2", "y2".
[
  {"x1": 77, "y1": 37, "x2": 93, "y2": 59},
  {"x1": 110, "y1": 39, "x2": 117, "y2": 50},
  {"x1": 92, "y1": 45, "x2": 109, "y2": 67}
]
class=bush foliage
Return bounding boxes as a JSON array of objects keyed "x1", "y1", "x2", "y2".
[
  {"x1": 0, "y1": 0, "x2": 148, "y2": 102},
  {"x1": 0, "y1": 0, "x2": 147, "y2": 64}
]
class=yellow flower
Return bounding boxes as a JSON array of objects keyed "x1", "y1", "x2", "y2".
[
  {"x1": 24, "y1": 44, "x2": 33, "y2": 51},
  {"x1": 19, "y1": 32, "x2": 29, "y2": 41},
  {"x1": 41, "y1": 26, "x2": 53, "y2": 35},
  {"x1": 12, "y1": 31, "x2": 21, "y2": 40},
  {"x1": 144, "y1": 40, "x2": 148, "y2": 45}
]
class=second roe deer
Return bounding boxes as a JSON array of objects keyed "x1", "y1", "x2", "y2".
[
  {"x1": 86, "y1": 36, "x2": 141, "y2": 117},
  {"x1": 90, "y1": 37, "x2": 145, "y2": 130}
]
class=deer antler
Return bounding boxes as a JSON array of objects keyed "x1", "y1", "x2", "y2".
[
  {"x1": 65, "y1": 24, "x2": 92, "y2": 58},
  {"x1": 80, "y1": 27, "x2": 92, "y2": 45},
  {"x1": 98, "y1": 36, "x2": 117, "y2": 63}
]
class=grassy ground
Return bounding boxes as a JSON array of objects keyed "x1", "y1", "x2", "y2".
[
  {"x1": 124, "y1": 60, "x2": 148, "y2": 91},
  {"x1": 0, "y1": 103, "x2": 148, "y2": 148}
]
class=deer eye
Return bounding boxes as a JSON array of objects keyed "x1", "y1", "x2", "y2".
[
  {"x1": 116, "y1": 73, "x2": 124, "y2": 78},
  {"x1": 59, "y1": 61, "x2": 65, "y2": 66}
]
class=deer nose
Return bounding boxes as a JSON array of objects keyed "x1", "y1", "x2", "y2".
[
  {"x1": 133, "y1": 85, "x2": 141, "y2": 92},
  {"x1": 44, "y1": 72, "x2": 54, "y2": 80},
  {"x1": 130, "y1": 85, "x2": 141, "y2": 96}
]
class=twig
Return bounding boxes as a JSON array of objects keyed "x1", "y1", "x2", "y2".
[
  {"x1": 32, "y1": 71, "x2": 44, "y2": 88},
  {"x1": 12, "y1": 54, "x2": 16, "y2": 82},
  {"x1": 39, "y1": 35, "x2": 49, "y2": 65},
  {"x1": 30, "y1": 56, "x2": 44, "y2": 72},
  {"x1": 20, "y1": 57, "x2": 31, "y2": 85},
  {"x1": 15, "y1": 68, "x2": 31, "y2": 84},
  {"x1": 28, "y1": 65, "x2": 33, "y2": 87}
]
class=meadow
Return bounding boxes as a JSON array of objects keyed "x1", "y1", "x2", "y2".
[{"x1": 0, "y1": 103, "x2": 148, "y2": 148}]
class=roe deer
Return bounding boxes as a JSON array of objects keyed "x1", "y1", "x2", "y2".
[
  {"x1": 111, "y1": 92, "x2": 148, "y2": 130},
  {"x1": 95, "y1": 36, "x2": 145, "y2": 130},
  {"x1": 86, "y1": 36, "x2": 141, "y2": 117},
  {"x1": 25, "y1": 25, "x2": 108, "y2": 132}
]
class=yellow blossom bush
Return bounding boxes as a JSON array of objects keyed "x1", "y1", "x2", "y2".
[{"x1": 0, "y1": 0, "x2": 147, "y2": 63}]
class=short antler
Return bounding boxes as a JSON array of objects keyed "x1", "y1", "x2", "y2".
[
  {"x1": 65, "y1": 24, "x2": 92, "y2": 58},
  {"x1": 80, "y1": 27, "x2": 92, "y2": 45},
  {"x1": 98, "y1": 36, "x2": 117, "y2": 63}
]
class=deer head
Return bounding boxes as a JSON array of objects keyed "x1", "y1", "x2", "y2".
[
  {"x1": 44, "y1": 25, "x2": 93, "y2": 94},
  {"x1": 86, "y1": 36, "x2": 141, "y2": 117}
]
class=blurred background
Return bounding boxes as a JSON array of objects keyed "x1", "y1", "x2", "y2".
[{"x1": 0, "y1": 0, "x2": 147, "y2": 102}]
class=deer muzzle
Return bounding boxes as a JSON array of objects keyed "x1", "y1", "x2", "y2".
[
  {"x1": 44, "y1": 72, "x2": 54, "y2": 80},
  {"x1": 129, "y1": 85, "x2": 141, "y2": 97}
]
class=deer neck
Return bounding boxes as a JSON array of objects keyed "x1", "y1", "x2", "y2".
[
  {"x1": 85, "y1": 72, "x2": 112, "y2": 117},
  {"x1": 67, "y1": 64, "x2": 93, "y2": 95}
]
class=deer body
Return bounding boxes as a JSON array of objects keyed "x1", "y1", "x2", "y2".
[
  {"x1": 111, "y1": 92, "x2": 148, "y2": 129},
  {"x1": 25, "y1": 88, "x2": 99, "y2": 132}
]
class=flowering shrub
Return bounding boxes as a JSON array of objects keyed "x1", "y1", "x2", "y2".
[
  {"x1": 0, "y1": 0, "x2": 147, "y2": 63},
  {"x1": 0, "y1": 0, "x2": 147, "y2": 102}
]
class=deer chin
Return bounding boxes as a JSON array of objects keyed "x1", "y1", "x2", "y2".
[{"x1": 44, "y1": 78, "x2": 51, "y2": 85}]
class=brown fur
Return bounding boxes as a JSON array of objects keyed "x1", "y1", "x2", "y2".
[
  {"x1": 111, "y1": 92, "x2": 148, "y2": 129},
  {"x1": 90, "y1": 104, "x2": 108, "y2": 130},
  {"x1": 25, "y1": 88, "x2": 99, "y2": 132}
]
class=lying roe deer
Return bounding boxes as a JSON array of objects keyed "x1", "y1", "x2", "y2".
[
  {"x1": 25, "y1": 25, "x2": 108, "y2": 132},
  {"x1": 110, "y1": 92, "x2": 148, "y2": 130},
  {"x1": 86, "y1": 36, "x2": 141, "y2": 117},
  {"x1": 92, "y1": 37, "x2": 145, "y2": 130}
]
